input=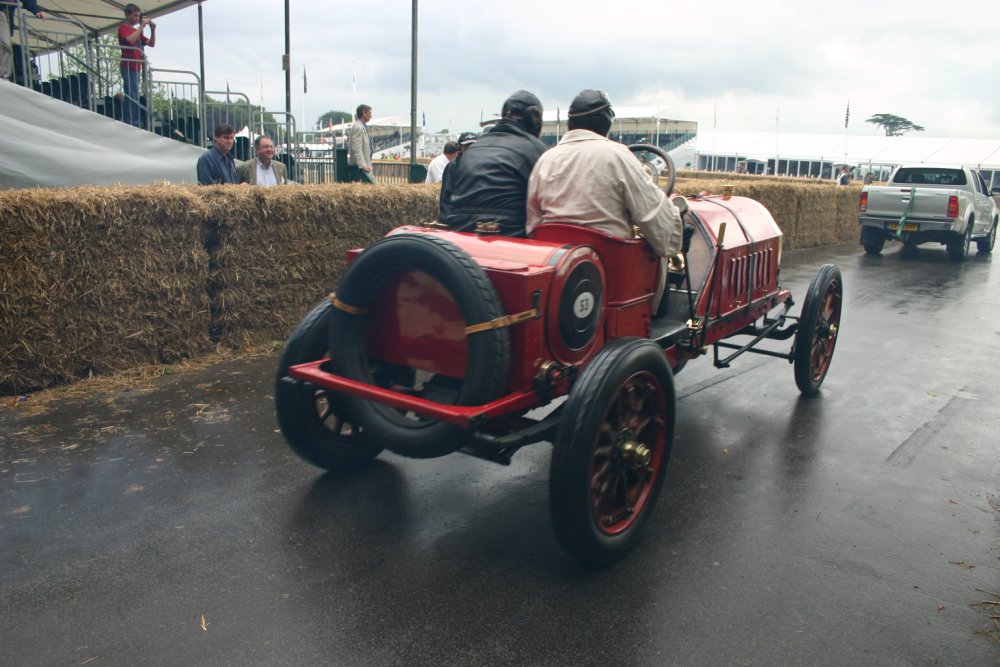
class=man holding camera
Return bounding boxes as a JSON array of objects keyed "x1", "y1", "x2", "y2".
[{"x1": 118, "y1": 4, "x2": 156, "y2": 128}]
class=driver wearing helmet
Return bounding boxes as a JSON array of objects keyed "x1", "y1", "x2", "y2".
[
  {"x1": 440, "y1": 91, "x2": 547, "y2": 237},
  {"x1": 526, "y1": 89, "x2": 683, "y2": 259}
]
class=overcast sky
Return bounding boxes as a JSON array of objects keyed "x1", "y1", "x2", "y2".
[{"x1": 148, "y1": 0, "x2": 1000, "y2": 138}]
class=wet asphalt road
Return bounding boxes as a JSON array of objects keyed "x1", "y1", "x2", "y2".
[{"x1": 2, "y1": 241, "x2": 999, "y2": 666}]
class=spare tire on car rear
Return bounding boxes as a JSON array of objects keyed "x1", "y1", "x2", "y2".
[{"x1": 329, "y1": 232, "x2": 510, "y2": 458}]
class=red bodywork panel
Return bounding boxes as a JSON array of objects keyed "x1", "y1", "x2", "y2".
[
  {"x1": 357, "y1": 225, "x2": 658, "y2": 394},
  {"x1": 299, "y1": 197, "x2": 789, "y2": 424},
  {"x1": 684, "y1": 196, "x2": 787, "y2": 327}
]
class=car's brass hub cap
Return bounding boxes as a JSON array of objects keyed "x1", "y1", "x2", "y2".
[{"x1": 617, "y1": 431, "x2": 652, "y2": 471}]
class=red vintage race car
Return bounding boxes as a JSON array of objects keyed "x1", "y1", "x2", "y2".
[{"x1": 276, "y1": 148, "x2": 843, "y2": 565}]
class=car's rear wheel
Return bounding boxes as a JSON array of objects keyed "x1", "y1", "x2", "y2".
[
  {"x1": 863, "y1": 238, "x2": 884, "y2": 256},
  {"x1": 976, "y1": 220, "x2": 997, "y2": 254},
  {"x1": 549, "y1": 338, "x2": 675, "y2": 566},
  {"x1": 793, "y1": 264, "x2": 842, "y2": 396},
  {"x1": 330, "y1": 233, "x2": 510, "y2": 459},
  {"x1": 947, "y1": 221, "x2": 971, "y2": 261},
  {"x1": 276, "y1": 300, "x2": 382, "y2": 470}
]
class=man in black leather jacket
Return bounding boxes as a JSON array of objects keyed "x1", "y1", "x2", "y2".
[{"x1": 440, "y1": 91, "x2": 547, "y2": 237}]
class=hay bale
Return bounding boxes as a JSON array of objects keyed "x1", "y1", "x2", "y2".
[
  {"x1": 2, "y1": 176, "x2": 861, "y2": 395},
  {"x1": 0, "y1": 185, "x2": 211, "y2": 394},
  {"x1": 205, "y1": 183, "x2": 440, "y2": 349},
  {"x1": 673, "y1": 177, "x2": 857, "y2": 250}
]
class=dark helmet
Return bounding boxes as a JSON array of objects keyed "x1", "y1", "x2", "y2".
[
  {"x1": 501, "y1": 90, "x2": 543, "y2": 138},
  {"x1": 567, "y1": 89, "x2": 614, "y2": 136}
]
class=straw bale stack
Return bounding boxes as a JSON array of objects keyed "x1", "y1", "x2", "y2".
[
  {"x1": 672, "y1": 177, "x2": 860, "y2": 250},
  {"x1": 1, "y1": 185, "x2": 211, "y2": 394},
  {"x1": 206, "y1": 183, "x2": 440, "y2": 349},
  {"x1": 2, "y1": 177, "x2": 860, "y2": 395}
]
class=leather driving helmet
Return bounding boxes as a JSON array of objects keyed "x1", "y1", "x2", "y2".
[
  {"x1": 567, "y1": 89, "x2": 614, "y2": 136},
  {"x1": 501, "y1": 90, "x2": 544, "y2": 137},
  {"x1": 569, "y1": 89, "x2": 614, "y2": 120}
]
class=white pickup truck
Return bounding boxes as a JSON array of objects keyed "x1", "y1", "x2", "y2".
[{"x1": 858, "y1": 165, "x2": 999, "y2": 260}]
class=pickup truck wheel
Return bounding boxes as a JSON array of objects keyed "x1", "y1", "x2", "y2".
[
  {"x1": 794, "y1": 264, "x2": 842, "y2": 396},
  {"x1": 550, "y1": 338, "x2": 675, "y2": 565},
  {"x1": 863, "y1": 238, "x2": 884, "y2": 256},
  {"x1": 976, "y1": 220, "x2": 997, "y2": 254},
  {"x1": 947, "y1": 222, "x2": 971, "y2": 261},
  {"x1": 330, "y1": 233, "x2": 510, "y2": 459},
  {"x1": 276, "y1": 300, "x2": 383, "y2": 470}
]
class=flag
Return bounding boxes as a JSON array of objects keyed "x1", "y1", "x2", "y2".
[
  {"x1": 225, "y1": 80, "x2": 231, "y2": 104},
  {"x1": 844, "y1": 101, "x2": 850, "y2": 129},
  {"x1": 422, "y1": 111, "x2": 426, "y2": 127},
  {"x1": 302, "y1": 66, "x2": 307, "y2": 94},
  {"x1": 557, "y1": 106, "x2": 560, "y2": 123}
]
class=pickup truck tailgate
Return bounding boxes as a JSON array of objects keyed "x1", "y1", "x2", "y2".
[{"x1": 864, "y1": 186, "x2": 958, "y2": 222}]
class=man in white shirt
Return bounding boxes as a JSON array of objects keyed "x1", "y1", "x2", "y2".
[
  {"x1": 527, "y1": 89, "x2": 682, "y2": 256},
  {"x1": 237, "y1": 136, "x2": 288, "y2": 186},
  {"x1": 526, "y1": 89, "x2": 684, "y2": 311},
  {"x1": 425, "y1": 142, "x2": 459, "y2": 183}
]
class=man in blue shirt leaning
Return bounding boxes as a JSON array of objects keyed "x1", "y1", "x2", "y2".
[{"x1": 196, "y1": 123, "x2": 240, "y2": 185}]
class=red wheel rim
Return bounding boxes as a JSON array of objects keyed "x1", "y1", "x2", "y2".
[
  {"x1": 590, "y1": 370, "x2": 667, "y2": 536},
  {"x1": 809, "y1": 279, "x2": 842, "y2": 382}
]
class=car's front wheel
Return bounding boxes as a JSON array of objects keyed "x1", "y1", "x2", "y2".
[{"x1": 549, "y1": 338, "x2": 675, "y2": 566}]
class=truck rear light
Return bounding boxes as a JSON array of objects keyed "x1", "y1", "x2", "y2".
[
  {"x1": 947, "y1": 195, "x2": 959, "y2": 218},
  {"x1": 859, "y1": 192, "x2": 868, "y2": 213}
]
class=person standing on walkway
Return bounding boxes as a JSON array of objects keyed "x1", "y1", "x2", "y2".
[
  {"x1": 837, "y1": 165, "x2": 852, "y2": 186},
  {"x1": 197, "y1": 123, "x2": 240, "y2": 185},
  {"x1": 1, "y1": 0, "x2": 46, "y2": 82},
  {"x1": 347, "y1": 103, "x2": 375, "y2": 183},
  {"x1": 117, "y1": 4, "x2": 155, "y2": 128},
  {"x1": 425, "y1": 142, "x2": 459, "y2": 183}
]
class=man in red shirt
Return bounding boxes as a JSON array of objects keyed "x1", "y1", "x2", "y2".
[{"x1": 117, "y1": 4, "x2": 155, "y2": 128}]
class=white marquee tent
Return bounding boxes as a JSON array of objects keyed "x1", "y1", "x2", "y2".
[{"x1": 698, "y1": 130, "x2": 1000, "y2": 172}]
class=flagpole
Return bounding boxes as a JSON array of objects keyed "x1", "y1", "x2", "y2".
[
  {"x1": 712, "y1": 103, "x2": 717, "y2": 172},
  {"x1": 844, "y1": 100, "x2": 850, "y2": 166},
  {"x1": 409, "y1": 0, "x2": 418, "y2": 167},
  {"x1": 774, "y1": 103, "x2": 780, "y2": 176},
  {"x1": 284, "y1": 0, "x2": 291, "y2": 150}
]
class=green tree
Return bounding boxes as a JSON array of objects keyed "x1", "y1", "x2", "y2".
[
  {"x1": 317, "y1": 109, "x2": 352, "y2": 129},
  {"x1": 866, "y1": 113, "x2": 925, "y2": 136},
  {"x1": 200, "y1": 95, "x2": 275, "y2": 130},
  {"x1": 60, "y1": 33, "x2": 120, "y2": 94}
]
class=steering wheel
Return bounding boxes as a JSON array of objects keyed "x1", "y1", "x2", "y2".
[{"x1": 627, "y1": 144, "x2": 676, "y2": 195}]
